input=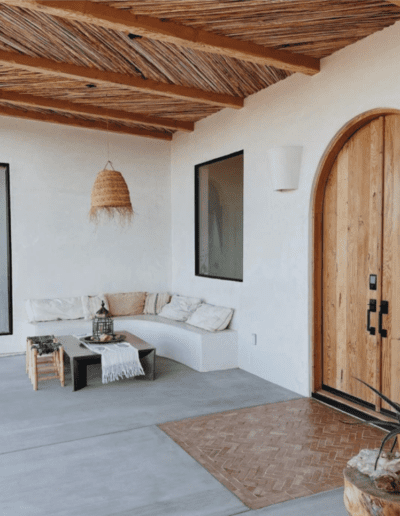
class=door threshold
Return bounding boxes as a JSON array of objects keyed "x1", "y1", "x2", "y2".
[{"x1": 312, "y1": 389, "x2": 396, "y2": 430}]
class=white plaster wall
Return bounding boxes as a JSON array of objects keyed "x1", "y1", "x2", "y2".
[
  {"x1": 0, "y1": 117, "x2": 171, "y2": 353},
  {"x1": 171, "y1": 21, "x2": 400, "y2": 396}
]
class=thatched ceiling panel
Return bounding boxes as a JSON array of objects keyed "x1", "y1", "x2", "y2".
[
  {"x1": 0, "y1": 4, "x2": 290, "y2": 97},
  {"x1": 102, "y1": 0, "x2": 400, "y2": 58},
  {"x1": 0, "y1": 66, "x2": 221, "y2": 122},
  {"x1": 0, "y1": 99, "x2": 174, "y2": 135}
]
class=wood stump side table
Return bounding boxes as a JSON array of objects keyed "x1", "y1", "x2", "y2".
[{"x1": 344, "y1": 467, "x2": 400, "y2": 515}]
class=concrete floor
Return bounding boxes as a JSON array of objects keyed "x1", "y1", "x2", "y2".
[{"x1": 1, "y1": 354, "x2": 348, "y2": 515}]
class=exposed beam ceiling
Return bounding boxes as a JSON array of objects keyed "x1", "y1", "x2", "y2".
[
  {"x1": 2, "y1": 0, "x2": 320, "y2": 76},
  {"x1": 0, "y1": 89, "x2": 194, "y2": 132},
  {"x1": 0, "y1": 50, "x2": 243, "y2": 110},
  {"x1": 0, "y1": 102, "x2": 172, "y2": 139}
]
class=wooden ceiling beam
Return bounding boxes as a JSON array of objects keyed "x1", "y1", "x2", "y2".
[
  {"x1": 0, "y1": 49, "x2": 243, "y2": 109},
  {"x1": 0, "y1": 89, "x2": 194, "y2": 132},
  {"x1": 0, "y1": 102, "x2": 172, "y2": 140},
  {"x1": 3, "y1": 0, "x2": 320, "y2": 75}
]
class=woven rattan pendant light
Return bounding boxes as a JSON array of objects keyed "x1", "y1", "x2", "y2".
[{"x1": 89, "y1": 160, "x2": 133, "y2": 224}]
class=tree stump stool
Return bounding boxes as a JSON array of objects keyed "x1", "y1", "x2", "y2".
[{"x1": 344, "y1": 466, "x2": 400, "y2": 515}]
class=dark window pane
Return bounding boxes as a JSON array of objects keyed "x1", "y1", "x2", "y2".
[
  {"x1": 196, "y1": 152, "x2": 243, "y2": 281},
  {"x1": 0, "y1": 165, "x2": 12, "y2": 334}
]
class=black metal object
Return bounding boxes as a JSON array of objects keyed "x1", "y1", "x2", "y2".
[
  {"x1": 367, "y1": 299, "x2": 376, "y2": 335},
  {"x1": 369, "y1": 274, "x2": 377, "y2": 290},
  {"x1": 92, "y1": 301, "x2": 114, "y2": 339},
  {"x1": 379, "y1": 300, "x2": 389, "y2": 338},
  {"x1": 0, "y1": 164, "x2": 12, "y2": 335}
]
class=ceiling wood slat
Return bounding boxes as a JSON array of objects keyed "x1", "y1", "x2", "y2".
[
  {"x1": 0, "y1": 101, "x2": 173, "y2": 139},
  {"x1": 0, "y1": 89, "x2": 194, "y2": 132},
  {"x1": 2, "y1": 0, "x2": 320, "y2": 75},
  {"x1": 0, "y1": 49, "x2": 243, "y2": 109}
]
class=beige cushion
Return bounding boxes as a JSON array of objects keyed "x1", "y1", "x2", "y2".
[
  {"x1": 105, "y1": 292, "x2": 146, "y2": 317},
  {"x1": 143, "y1": 292, "x2": 171, "y2": 315},
  {"x1": 186, "y1": 303, "x2": 234, "y2": 331}
]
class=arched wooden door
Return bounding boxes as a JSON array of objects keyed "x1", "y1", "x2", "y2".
[{"x1": 321, "y1": 114, "x2": 400, "y2": 412}]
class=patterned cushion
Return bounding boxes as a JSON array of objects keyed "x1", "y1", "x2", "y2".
[
  {"x1": 105, "y1": 292, "x2": 146, "y2": 317},
  {"x1": 143, "y1": 292, "x2": 171, "y2": 315},
  {"x1": 186, "y1": 303, "x2": 234, "y2": 331},
  {"x1": 158, "y1": 295, "x2": 201, "y2": 322}
]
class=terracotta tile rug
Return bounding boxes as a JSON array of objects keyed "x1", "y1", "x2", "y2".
[{"x1": 159, "y1": 398, "x2": 386, "y2": 510}]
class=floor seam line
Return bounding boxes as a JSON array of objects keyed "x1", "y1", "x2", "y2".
[{"x1": 0, "y1": 423, "x2": 157, "y2": 455}]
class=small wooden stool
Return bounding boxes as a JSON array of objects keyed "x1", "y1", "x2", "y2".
[{"x1": 26, "y1": 337, "x2": 65, "y2": 391}]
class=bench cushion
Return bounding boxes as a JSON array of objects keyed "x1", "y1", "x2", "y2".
[{"x1": 186, "y1": 303, "x2": 234, "y2": 331}]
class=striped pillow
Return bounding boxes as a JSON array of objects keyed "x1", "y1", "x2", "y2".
[{"x1": 144, "y1": 293, "x2": 171, "y2": 315}]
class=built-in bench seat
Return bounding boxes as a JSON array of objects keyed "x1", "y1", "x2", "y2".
[{"x1": 27, "y1": 314, "x2": 238, "y2": 372}]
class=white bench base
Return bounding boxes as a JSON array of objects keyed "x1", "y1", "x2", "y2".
[{"x1": 27, "y1": 314, "x2": 238, "y2": 373}]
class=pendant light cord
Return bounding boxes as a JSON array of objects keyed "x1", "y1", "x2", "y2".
[{"x1": 104, "y1": 94, "x2": 114, "y2": 170}]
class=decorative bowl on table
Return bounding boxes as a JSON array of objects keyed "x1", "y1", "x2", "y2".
[{"x1": 81, "y1": 334, "x2": 126, "y2": 344}]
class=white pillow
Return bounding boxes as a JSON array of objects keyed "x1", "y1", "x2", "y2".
[
  {"x1": 26, "y1": 297, "x2": 85, "y2": 323},
  {"x1": 186, "y1": 303, "x2": 234, "y2": 331},
  {"x1": 158, "y1": 295, "x2": 201, "y2": 322},
  {"x1": 82, "y1": 294, "x2": 109, "y2": 320}
]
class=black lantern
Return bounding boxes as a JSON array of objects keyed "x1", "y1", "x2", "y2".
[{"x1": 92, "y1": 301, "x2": 114, "y2": 339}]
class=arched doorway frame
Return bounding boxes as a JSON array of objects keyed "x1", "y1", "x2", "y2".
[{"x1": 311, "y1": 108, "x2": 400, "y2": 394}]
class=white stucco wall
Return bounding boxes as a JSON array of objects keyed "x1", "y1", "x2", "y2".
[
  {"x1": 0, "y1": 118, "x2": 171, "y2": 354},
  {"x1": 170, "y1": 21, "x2": 400, "y2": 396}
]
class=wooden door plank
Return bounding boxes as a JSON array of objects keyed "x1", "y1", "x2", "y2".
[
  {"x1": 382, "y1": 115, "x2": 400, "y2": 408},
  {"x1": 335, "y1": 143, "x2": 349, "y2": 393},
  {"x1": 368, "y1": 118, "x2": 384, "y2": 409},
  {"x1": 322, "y1": 160, "x2": 338, "y2": 388}
]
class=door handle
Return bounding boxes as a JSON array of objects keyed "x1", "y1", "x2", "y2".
[
  {"x1": 367, "y1": 299, "x2": 376, "y2": 335},
  {"x1": 379, "y1": 300, "x2": 389, "y2": 338}
]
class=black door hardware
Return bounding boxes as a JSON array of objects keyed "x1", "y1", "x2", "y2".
[
  {"x1": 369, "y1": 274, "x2": 377, "y2": 291},
  {"x1": 367, "y1": 299, "x2": 376, "y2": 335},
  {"x1": 379, "y1": 300, "x2": 389, "y2": 338}
]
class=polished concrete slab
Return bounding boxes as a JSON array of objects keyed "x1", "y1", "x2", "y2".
[
  {"x1": 0, "y1": 355, "x2": 301, "y2": 454},
  {"x1": 0, "y1": 354, "x2": 349, "y2": 515},
  {"x1": 249, "y1": 488, "x2": 347, "y2": 516},
  {"x1": 1, "y1": 426, "x2": 246, "y2": 516}
]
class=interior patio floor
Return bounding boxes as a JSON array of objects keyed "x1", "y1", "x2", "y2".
[{"x1": 1, "y1": 354, "x2": 349, "y2": 515}]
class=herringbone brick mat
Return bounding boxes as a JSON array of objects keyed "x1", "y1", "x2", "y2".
[{"x1": 159, "y1": 398, "x2": 386, "y2": 510}]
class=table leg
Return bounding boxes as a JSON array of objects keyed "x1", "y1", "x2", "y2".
[
  {"x1": 140, "y1": 349, "x2": 156, "y2": 380},
  {"x1": 72, "y1": 357, "x2": 88, "y2": 391}
]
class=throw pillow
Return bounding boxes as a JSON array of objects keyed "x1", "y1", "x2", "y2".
[
  {"x1": 105, "y1": 292, "x2": 146, "y2": 316},
  {"x1": 158, "y1": 294, "x2": 201, "y2": 322},
  {"x1": 81, "y1": 294, "x2": 109, "y2": 320},
  {"x1": 186, "y1": 303, "x2": 234, "y2": 331},
  {"x1": 26, "y1": 297, "x2": 85, "y2": 323},
  {"x1": 143, "y1": 292, "x2": 171, "y2": 315}
]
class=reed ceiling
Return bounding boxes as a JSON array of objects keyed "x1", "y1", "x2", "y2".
[{"x1": 0, "y1": 0, "x2": 398, "y2": 139}]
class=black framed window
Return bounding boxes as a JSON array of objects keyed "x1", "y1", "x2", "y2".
[
  {"x1": 195, "y1": 151, "x2": 243, "y2": 282},
  {"x1": 0, "y1": 164, "x2": 12, "y2": 335}
]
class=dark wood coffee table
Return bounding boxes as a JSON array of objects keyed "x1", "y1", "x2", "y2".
[{"x1": 59, "y1": 331, "x2": 156, "y2": 391}]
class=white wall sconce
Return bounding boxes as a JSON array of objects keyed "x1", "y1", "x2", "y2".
[{"x1": 266, "y1": 146, "x2": 303, "y2": 191}]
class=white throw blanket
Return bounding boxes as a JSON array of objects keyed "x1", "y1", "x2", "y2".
[{"x1": 83, "y1": 341, "x2": 144, "y2": 384}]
